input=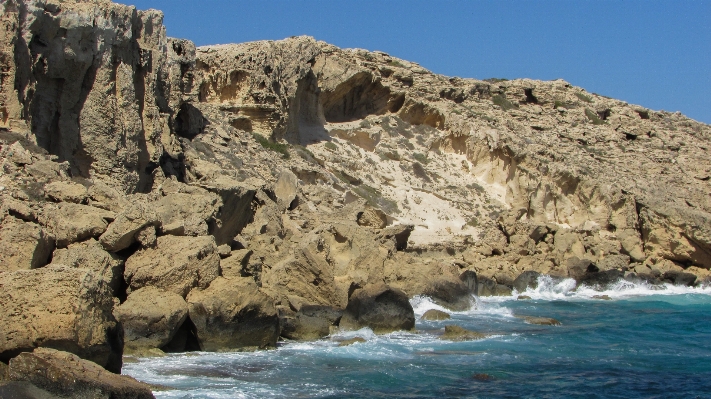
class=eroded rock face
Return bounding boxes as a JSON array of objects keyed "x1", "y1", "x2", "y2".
[
  {"x1": 50, "y1": 239, "x2": 125, "y2": 296},
  {"x1": 186, "y1": 277, "x2": 279, "y2": 351},
  {"x1": 339, "y1": 283, "x2": 415, "y2": 333},
  {"x1": 124, "y1": 235, "x2": 220, "y2": 298},
  {"x1": 0, "y1": 216, "x2": 53, "y2": 271},
  {"x1": 0, "y1": 267, "x2": 122, "y2": 373},
  {"x1": 40, "y1": 203, "x2": 115, "y2": 248},
  {"x1": 114, "y1": 287, "x2": 189, "y2": 352},
  {"x1": 1, "y1": 0, "x2": 190, "y2": 193},
  {"x1": 8, "y1": 348, "x2": 154, "y2": 399}
]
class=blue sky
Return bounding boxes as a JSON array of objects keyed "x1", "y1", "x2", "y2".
[{"x1": 127, "y1": 0, "x2": 711, "y2": 124}]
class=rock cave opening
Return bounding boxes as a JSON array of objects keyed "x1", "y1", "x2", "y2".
[
  {"x1": 161, "y1": 316, "x2": 201, "y2": 353},
  {"x1": 320, "y1": 72, "x2": 403, "y2": 123}
]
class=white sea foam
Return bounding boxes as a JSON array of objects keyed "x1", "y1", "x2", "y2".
[
  {"x1": 491, "y1": 275, "x2": 711, "y2": 302},
  {"x1": 410, "y1": 295, "x2": 513, "y2": 318}
]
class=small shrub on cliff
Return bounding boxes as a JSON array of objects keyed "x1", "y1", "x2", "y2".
[
  {"x1": 324, "y1": 141, "x2": 338, "y2": 151},
  {"x1": 412, "y1": 152, "x2": 429, "y2": 164},
  {"x1": 575, "y1": 92, "x2": 594, "y2": 103},
  {"x1": 492, "y1": 94, "x2": 518, "y2": 111},
  {"x1": 585, "y1": 108, "x2": 605, "y2": 125},
  {"x1": 253, "y1": 133, "x2": 290, "y2": 159},
  {"x1": 353, "y1": 184, "x2": 400, "y2": 215}
]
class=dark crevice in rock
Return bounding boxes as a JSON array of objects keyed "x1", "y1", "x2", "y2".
[
  {"x1": 524, "y1": 88, "x2": 538, "y2": 104},
  {"x1": 175, "y1": 103, "x2": 206, "y2": 139},
  {"x1": 161, "y1": 316, "x2": 201, "y2": 353}
]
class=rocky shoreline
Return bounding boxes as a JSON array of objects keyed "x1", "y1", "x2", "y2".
[{"x1": 1, "y1": 0, "x2": 710, "y2": 396}]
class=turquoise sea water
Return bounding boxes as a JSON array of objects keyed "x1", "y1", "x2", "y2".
[{"x1": 124, "y1": 278, "x2": 711, "y2": 398}]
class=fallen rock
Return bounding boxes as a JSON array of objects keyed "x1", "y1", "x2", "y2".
[
  {"x1": 114, "y1": 287, "x2": 189, "y2": 352},
  {"x1": 513, "y1": 270, "x2": 541, "y2": 293},
  {"x1": 50, "y1": 239, "x2": 124, "y2": 296},
  {"x1": 357, "y1": 207, "x2": 388, "y2": 229},
  {"x1": 279, "y1": 305, "x2": 343, "y2": 341},
  {"x1": 154, "y1": 192, "x2": 219, "y2": 236},
  {"x1": 662, "y1": 270, "x2": 697, "y2": 286},
  {"x1": 0, "y1": 217, "x2": 54, "y2": 272},
  {"x1": 124, "y1": 235, "x2": 220, "y2": 298},
  {"x1": 135, "y1": 225, "x2": 157, "y2": 248},
  {"x1": 274, "y1": 169, "x2": 298, "y2": 211},
  {"x1": 519, "y1": 316, "x2": 561, "y2": 326},
  {"x1": 99, "y1": 201, "x2": 157, "y2": 252},
  {"x1": 420, "y1": 309, "x2": 451, "y2": 321},
  {"x1": 440, "y1": 325, "x2": 487, "y2": 341},
  {"x1": 43, "y1": 181, "x2": 88, "y2": 204},
  {"x1": 339, "y1": 283, "x2": 415, "y2": 333},
  {"x1": 187, "y1": 277, "x2": 280, "y2": 351},
  {"x1": 0, "y1": 267, "x2": 122, "y2": 373},
  {"x1": 338, "y1": 337, "x2": 367, "y2": 346},
  {"x1": 0, "y1": 381, "x2": 60, "y2": 399},
  {"x1": 8, "y1": 348, "x2": 154, "y2": 399},
  {"x1": 41, "y1": 203, "x2": 115, "y2": 248}
]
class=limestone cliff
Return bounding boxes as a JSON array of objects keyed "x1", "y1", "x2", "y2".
[{"x1": 1, "y1": 0, "x2": 710, "y2": 383}]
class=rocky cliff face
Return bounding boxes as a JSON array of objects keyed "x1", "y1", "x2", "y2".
[{"x1": 1, "y1": 0, "x2": 710, "y2": 385}]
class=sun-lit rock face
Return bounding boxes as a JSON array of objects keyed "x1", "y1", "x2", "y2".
[{"x1": 1, "y1": 0, "x2": 710, "y2": 386}]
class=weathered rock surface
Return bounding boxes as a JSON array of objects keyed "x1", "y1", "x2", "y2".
[
  {"x1": 99, "y1": 202, "x2": 157, "y2": 252},
  {"x1": 339, "y1": 283, "x2": 415, "y2": 333},
  {"x1": 39, "y1": 203, "x2": 114, "y2": 248},
  {"x1": 187, "y1": 277, "x2": 280, "y2": 350},
  {"x1": 0, "y1": 217, "x2": 53, "y2": 272},
  {"x1": 124, "y1": 235, "x2": 220, "y2": 297},
  {"x1": 50, "y1": 239, "x2": 125, "y2": 296},
  {"x1": 420, "y1": 309, "x2": 451, "y2": 321},
  {"x1": 1, "y1": 0, "x2": 710, "y2": 374},
  {"x1": 8, "y1": 348, "x2": 154, "y2": 399},
  {"x1": 114, "y1": 287, "x2": 189, "y2": 352},
  {"x1": 0, "y1": 267, "x2": 122, "y2": 373},
  {"x1": 440, "y1": 325, "x2": 487, "y2": 341}
]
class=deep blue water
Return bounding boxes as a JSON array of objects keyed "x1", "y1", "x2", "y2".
[{"x1": 124, "y1": 278, "x2": 711, "y2": 398}]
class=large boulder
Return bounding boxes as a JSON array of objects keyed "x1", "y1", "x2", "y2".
[
  {"x1": 40, "y1": 203, "x2": 115, "y2": 248},
  {"x1": 99, "y1": 202, "x2": 157, "y2": 252},
  {"x1": 0, "y1": 267, "x2": 122, "y2": 373},
  {"x1": 279, "y1": 304, "x2": 342, "y2": 341},
  {"x1": 154, "y1": 192, "x2": 219, "y2": 236},
  {"x1": 339, "y1": 283, "x2": 415, "y2": 333},
  {"x1": 43, "y1": 181, "x2": 88, "y2": 204},
  {"x1": 50, "y1": 239, "x2": 124, "y2": 296},
  {"x1": 124, "y1": 235, "x2": 220, "y2": 298},
  {"x1": 0, "y1": 217, "x2": 54, "y2": 272},
  {"x1": 513, "y1": 270, "x2": 541, "y2": 293},
  {"x1": 8, "y1": 348, "x2": 154, "y2": 399},
  {"x1": 273, "y1": 170, "x2": 298, "y2": 211},
  {"x1": 113, "y1": 287, "x2": 189, "y2": 352},
  {"x1": 187, "y1": 277, "x2": 280, "y2": 351}
]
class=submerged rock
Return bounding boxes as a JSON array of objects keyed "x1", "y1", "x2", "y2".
[
  {"x1": 440, "y1": 325, "x2": 487, "y2": 341},
  {"x1": 518, "y1": 316, "x2": 562, "y2": 326},
  {"x1": 420, "y1": 309, "x2": 452, "y2": 321},
  {"x1": 338, "y1": 337, "x2": 367, "y2": 347}
]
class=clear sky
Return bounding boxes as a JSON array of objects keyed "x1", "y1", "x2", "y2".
[{"x1": 126, "y1": 0, "x2": 711, "y2": 124}]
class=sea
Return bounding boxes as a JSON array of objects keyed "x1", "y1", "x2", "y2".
[{"x1": 124, "y1": 277, "x2": 711, "y2": 399}]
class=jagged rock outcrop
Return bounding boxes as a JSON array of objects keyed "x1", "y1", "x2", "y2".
[
  {"x1": 7, "y1": 348, "x2": 154, "y2": 399},
  {"x1": 0, "y1": 267, "x2": 122, "y2": 373}
]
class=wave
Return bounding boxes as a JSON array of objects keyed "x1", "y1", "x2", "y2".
[{"x1": 504, "y1": 275, "x2": 711, "y2": 301}]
